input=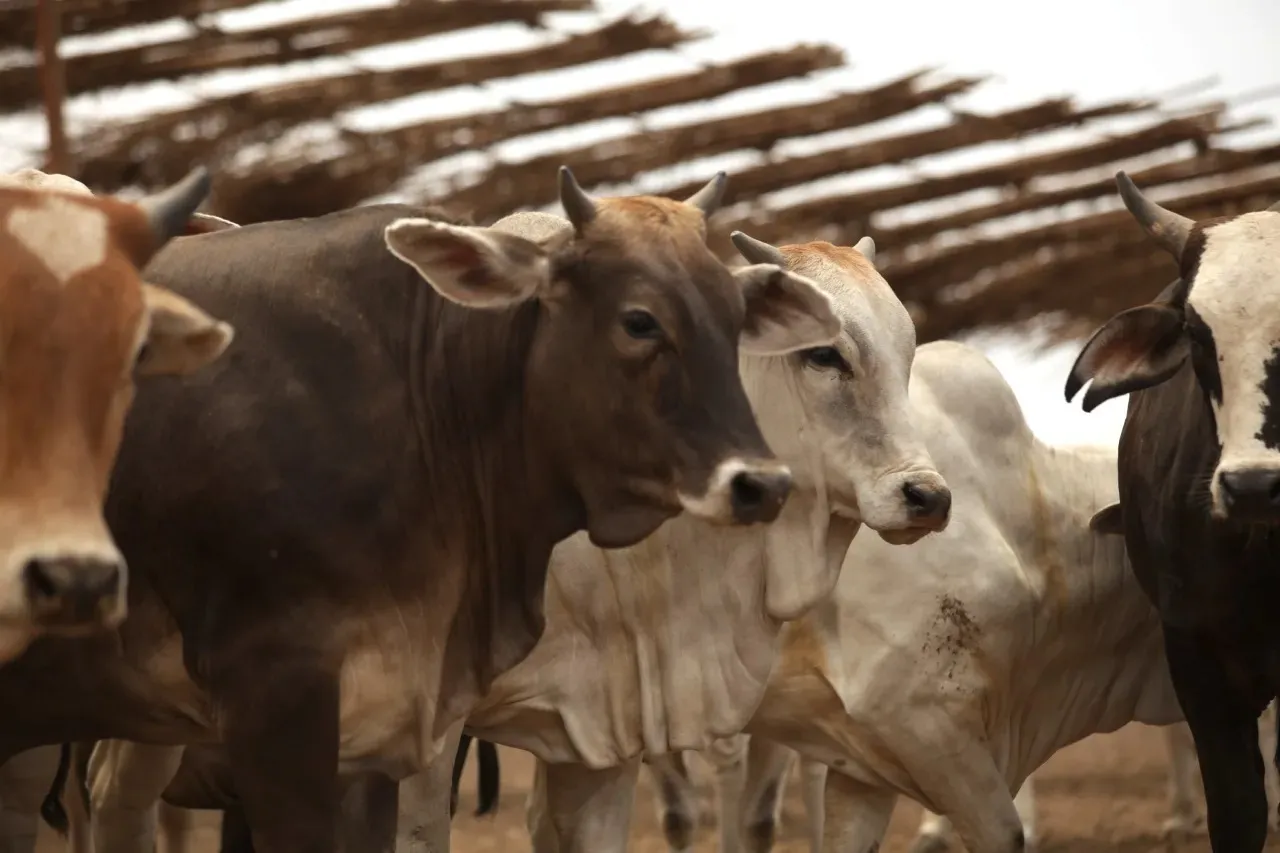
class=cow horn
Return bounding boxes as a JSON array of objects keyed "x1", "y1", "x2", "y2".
[
  {"x1": 853, "y1": 236, "x2": 876, "y2": 264},
  {"x1": 731, "y1": 230, "x2": 787, "y2": 268},
  {"x1": 684, "y1": 172, "x2": 728, "y2": 217},
  {"x1": 558, "y1": 166, "x2": 596, "y2": 231},
  {"x1": 1115, "y1": 171, "x2": 1193, "y2": 259},
  {"x1": 137, "y1": 167, "x2": 212, "y2": 246}
]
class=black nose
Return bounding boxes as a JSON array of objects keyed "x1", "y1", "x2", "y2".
[
  {"x1": 23, "y1": 555, "x2": 122, "y2": 624},
  {"x1": 1218, "y1": 469, "x2": 1280, "y2": 522},
  {"x1": 904, "y1": 480, "x2": 952, "y2": 525},
  {"x1": 729, "y1": 469, "x2": 794, "y2": 525}
]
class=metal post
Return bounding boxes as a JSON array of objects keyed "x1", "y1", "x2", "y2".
[{"x1": 35, "y1": 0, "x2": 70, "y2": 174}]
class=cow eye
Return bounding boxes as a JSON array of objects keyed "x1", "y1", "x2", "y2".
[
  {"x1": 802, "y1": 346, "x2": 849, "y2": 372},
  {"x1": 620, "y1": 309, "x2": 662, "y2": 340},
  {"x1": 133, "y1": 343, "x2": 151, "y2": 369}
]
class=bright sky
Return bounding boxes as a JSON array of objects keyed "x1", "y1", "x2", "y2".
[
  {"x1": 591, "y1": 0, "x2": 1280, "y2": 447},
  {"x1": 4, "y1": 0, "x2": 1278, "y2": 447}
]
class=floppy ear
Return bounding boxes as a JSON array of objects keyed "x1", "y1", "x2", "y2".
[
  {"x1": 1089, "y1": 503, "x2": 1124, "y2": 535},
  {"x1": 137, "y1": 284, "x2": 235, "y2": 376},
  {"x1": 384, "y1": 218, "x2": 551, "y2": 309},
  {"x1": 1064, "y1": 303, "x2": 1187, "y2": 412},
  {"x1": 734, "y1": 264, "x2": 840, "y2": 355}
]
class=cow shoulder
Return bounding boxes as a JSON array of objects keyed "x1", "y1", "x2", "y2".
[{"x1": 910, "y1": 341, "x2": 1034, "y2": 455}]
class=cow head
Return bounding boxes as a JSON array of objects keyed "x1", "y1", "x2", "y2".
[
  {"x1": 383, "y1": 168, "x2": 840, "y2": 547},
  {"x1": 0, "y1": 168, "x2": 235, "y2": 657},
  {"x1": 1066, "y1": 172, "x2": 1280, "y2": 523},
  {"x1": 732, "y1": 231, "x2": 950, "y2": 545}
]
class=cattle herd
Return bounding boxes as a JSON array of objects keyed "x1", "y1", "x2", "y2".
[{"x1": 0, "y1": 158, "x2": 1277, "y2": 853}]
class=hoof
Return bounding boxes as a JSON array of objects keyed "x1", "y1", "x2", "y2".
[{"x1": 1160, "y1": 813, "x2": 1206, "y2": 840}]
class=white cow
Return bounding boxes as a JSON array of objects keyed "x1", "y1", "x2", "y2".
[
  {"x1": 629, "y1": 339, "x2": 1189, "y2": 853},
  {"x1": 39, "y1": 227, "x2": 950, "y2": 853}
]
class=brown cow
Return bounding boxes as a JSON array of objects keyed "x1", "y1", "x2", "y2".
[
  {"x1": 0, "y1": 167, "x2": 233, "y2": 663},
  {"x1": 0, "y1": 168, "x2": 840, "y2": 853}
]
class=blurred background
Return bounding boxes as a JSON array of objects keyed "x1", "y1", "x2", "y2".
[
  {"x1": 7, "y1": 5, "x2": 1280, "y2": 848},
  {"x1": 5, "y1": 0, "x2": 1280, "y2": 451}
]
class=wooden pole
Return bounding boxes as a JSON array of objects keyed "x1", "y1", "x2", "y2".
[{"x1": 35, "y1": 0, "x2": 70, "y2": 175}]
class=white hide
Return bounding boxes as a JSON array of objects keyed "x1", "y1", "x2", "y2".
[
  {"x1": 1184, "y1": 213, "x2": 1280, "y2": 512},
  {"x1": 697, "y1": 340, "x2": 1185, "y2": 853}
]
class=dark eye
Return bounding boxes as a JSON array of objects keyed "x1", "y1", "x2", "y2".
[
  {"x1": 134, "y1": 343, "x2": 151, "y2": 369},
  {"x1": 802, "y1": 346, "x2": 849, "y2": 372},
  {"x1": 620, "y1": 309, "x2": 662, "y2": 340}
]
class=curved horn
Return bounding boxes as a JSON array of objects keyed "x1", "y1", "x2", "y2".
[
  {"x1": 1115, "y1": 171, "x2": 1193, "y2": 259},
  {"x1": 684, "y1": 172, "x2": 728, "y2": 217},
  {"x1": 730, "y1": 230, "x2": 787, "y2": 268},
  {"x1": 137, "y1": 167, "x2": 211, "y2": 246},
  {"x1": 853, "y1": 236, "x2": 876, "y2": 264},
  {"x1": 558, "y1": 166, "x2": 596, "y2": 231}
]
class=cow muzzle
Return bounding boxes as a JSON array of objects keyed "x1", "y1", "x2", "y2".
[
  {"x1": 23, "y1": 552, "x2": 125, "y2": 632},
  {"x1": 1217, "y1": 467, "x2": 1280, "y2": 524},
  {"x1": 679, "y1": 458, "x2": 794, "y2": 526}
]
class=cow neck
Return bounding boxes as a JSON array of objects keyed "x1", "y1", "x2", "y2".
[
  {"x1": 405, "y1": 284, "x2": 580, "y2": 727},
  {"x1": 1027, "y1": 444, "x2": 1138, "y2": 631}
]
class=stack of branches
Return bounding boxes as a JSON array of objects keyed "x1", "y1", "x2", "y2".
[{"x1": 7, "y1": 0, "x2": 1280, "y2": 344}]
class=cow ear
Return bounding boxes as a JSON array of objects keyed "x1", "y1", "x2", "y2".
[
  {"x1": 137, "y1": 284, "x2": 235, "y2": 376},
  {"x1": 1064, "y1": 303, "x2": 1187, "y2": 412},
  {"x1": 384, "y1": 218, "x2": 551, "y2": 309},
  {"x1": 1089, "y1": 503, "x2": 1124, "y2": 535},
  {"x1": 734, "y1": 264, "x2": 841, "y2": 355}
]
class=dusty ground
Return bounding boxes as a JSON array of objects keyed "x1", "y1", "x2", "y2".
[{"x1": 36, "y1": 722, "x2": 1280, "y2": 852}]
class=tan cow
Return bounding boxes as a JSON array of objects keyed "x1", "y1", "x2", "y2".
[{"x1": 0, "y1": 167, "x2": 234, "y2": 661}]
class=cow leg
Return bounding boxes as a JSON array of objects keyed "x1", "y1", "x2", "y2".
[
  {"x1": 0, "y1": 747, "x2": 61, "y2": 853},
  {"x1": 908, "y1": 742, "x2": 1027, "y2": 853},
  {"x1": 335, "y1": 774, "x2": 398, "y2": 853},
  {"x1": 157, "y1": 800, "x2": 197, "y2": 853},
  {"x1": 1011, "y1": 780, "x2": 1037, "y2": 849},
  {"x1": 218, "y1": 663, "x2": 341, "y2": 853},
  {"x1": 1164, "y1": 627, "x2": 1269, "y2": 853},
  {"x1": 1161, "y1": 723, "x2": 1204, "y2": 837},
  {"x1": 798, "y1": 758, "x2": 826, "y2": 853},
  {"x1": 645, "y1": 754, "x2": 700, "y2": 853},
  {"x1": 911, "y1": 775, "x2": 1037, "y2": 853},
  {"x1": 87, "y1": 740, "x2": 185, "y2": 853},
  {"x1": 818, "y1": 771, "x2": 895, "y2": 853},
  {"x1": 394, "y1": 721, "x2": 463, "y2": 853},
  {"x1": 526, "y1": 758, "x2": 640, "y2": 853},
  {"x1": 733, "y1": 738, "x2": 794, "y2": 853},
  {"x1": 1261, "y1": 699, "x2": 1280, "y2": 832}
]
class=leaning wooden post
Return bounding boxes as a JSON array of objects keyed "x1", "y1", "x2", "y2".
[{"x1": 35, "y1": 0, "x2": 70, "y2": 175}]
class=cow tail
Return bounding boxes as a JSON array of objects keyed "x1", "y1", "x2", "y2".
[
  {"x1": 475, "y1": 739, "x2": 500, "y2": 817},
  {"x1": 38, "y1": 743, "x2": 72, "y2": 835}
]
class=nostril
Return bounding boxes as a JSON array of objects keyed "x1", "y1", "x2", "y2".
[
  {"x1": 730, "y1": 472, "x2": 766, "y2": 511},
  {"x1": 22, "y1": 559, "x2": 59, "y2": 600},
  {"x1": 903, "y1": 482, "x2": 930, "y2": 511}
]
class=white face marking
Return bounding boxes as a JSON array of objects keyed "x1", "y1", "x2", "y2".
[
  {"x1": 676, "y1": 457, "x2": 791, "y2": 522},
  {"x1": 5, "y1": 194, "x2": 109, "y2": 285},
  {"x1": 1184, "y1": 212, "x2": 1280, "y2": 507}
]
